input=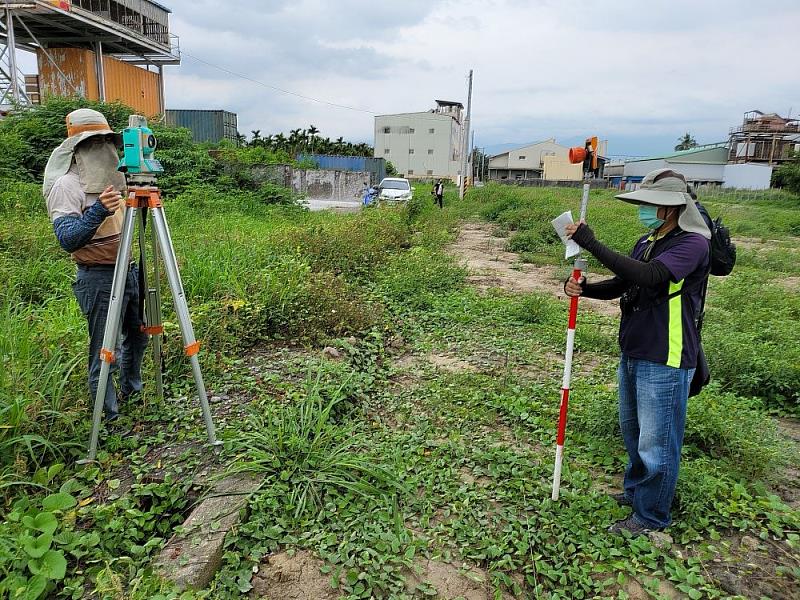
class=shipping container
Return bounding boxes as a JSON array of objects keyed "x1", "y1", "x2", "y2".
[
  {"x1": 165, "y1": 109, "x2": 239, "y2": 144},
  {"x1": 298, "y1": 154, "x2": 386, "y2": 185},
  {"x1": 36, "y1": 47, "x2": 162, "y2": 117}
]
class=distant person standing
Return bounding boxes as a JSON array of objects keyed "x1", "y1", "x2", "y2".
[{"x1": 432, "y1": 179, "x2": 444, "y2": 208}]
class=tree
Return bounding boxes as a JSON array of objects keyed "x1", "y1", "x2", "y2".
[
  {"x1": 772, "y1": 151, "x2": 800, "y2": 194},
  {"x1": 675, "y1": 132, "x2": 698, "y2": 151}
]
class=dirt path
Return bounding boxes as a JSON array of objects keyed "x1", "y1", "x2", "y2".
[{"x1": 447, "y1": 222, "x2": 619, "y2": 317}]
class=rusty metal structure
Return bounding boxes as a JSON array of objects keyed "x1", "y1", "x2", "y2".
[
  {"x1": 1, "y1": 0, "x2": 179, "y2": 114},
  {"x1": 727, "y1": 110, "x2": 800, "y2": 165}
]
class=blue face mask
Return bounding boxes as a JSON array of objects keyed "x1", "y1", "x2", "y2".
[{"x1": 638, "y1": 205, "x2": 665, "y2": 229}]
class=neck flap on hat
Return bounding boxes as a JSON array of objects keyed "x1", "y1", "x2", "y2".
[{"x1": 74, "y1": 142, "x2": 127, "y2": 194}]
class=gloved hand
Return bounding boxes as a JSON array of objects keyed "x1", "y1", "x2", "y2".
[{"x1": 568, "y1": 223, "x2": 596, "y2": 248}]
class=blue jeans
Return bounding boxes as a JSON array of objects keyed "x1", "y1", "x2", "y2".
[
  {"x1": 617, "y1": 355, "x2": 694, "y2": 529},
  {"x1": 72, "y1": 264, "x2": 148, "y2": 419}
]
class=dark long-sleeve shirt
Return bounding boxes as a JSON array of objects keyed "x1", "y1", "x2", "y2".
[{"x1": 52, "y1": 200, "x2": 113, "y2": 253}]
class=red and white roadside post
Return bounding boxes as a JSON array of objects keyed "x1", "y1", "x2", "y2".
[{"x1": 551, "y1": 184, "x2": 590, "y2": 501}]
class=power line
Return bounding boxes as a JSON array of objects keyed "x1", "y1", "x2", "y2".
[{"x1": 181, "y1": 50, "x2": 377, "y2": 115}]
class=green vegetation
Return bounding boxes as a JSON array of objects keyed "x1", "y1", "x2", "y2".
[{"x1": 1, "y1": 99, "x2": 798, "y2": 598}]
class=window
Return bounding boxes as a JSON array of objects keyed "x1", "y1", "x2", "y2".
[
  {"x1": 409, "y1": 149, "x2": 415, "y2": 154},
  {"x1": 383, "y1": 127, "x2": 391, "y2": 134},
  {"x1": 429, "y1": 128, "x2": 435, "y2": 134},
  {"x1": 409, "y1": 128, "x2": 415, "y2": 134},
  {"x1": 427, "y1": 149, "x2": 434, "y2": 155},
  {"x1": 426, "y1": 170, "x2": 433, "y2": 175},
  {"x1": 518, "y1": 155, "x2": 526, "y2": 160},
  {"x1": 384, "y1": 149, "x2": 390, "y2": 154},
  {"x1": 408, "y1": 169, "x2": 414, "y2": 175}
]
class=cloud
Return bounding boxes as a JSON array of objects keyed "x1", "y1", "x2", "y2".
[{"x1": 152, "y1": 0, "x2": 800, "y2": 155}]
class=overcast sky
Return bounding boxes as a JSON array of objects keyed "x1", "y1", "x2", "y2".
[{"x1": 24, "y1": 0, "x2": 800, "y2": 156}]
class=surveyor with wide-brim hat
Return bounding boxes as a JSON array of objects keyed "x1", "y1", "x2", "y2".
[
  {"x1": 562, "y1": 168, "x2": 710, "y2": 536},
  {"x1": 44, "y1": 108, "x2": 147, "y2": 421}
]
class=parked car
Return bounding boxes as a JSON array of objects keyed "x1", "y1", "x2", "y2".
[{"x1": 377, "y1": 178, "x2": 414, "y2": 202}]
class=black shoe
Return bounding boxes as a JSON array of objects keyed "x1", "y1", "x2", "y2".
[
  {"x1": 608, "y1": 515, "x2": 651, "y2": 537},
  {"x1": 610, "y1": 492, "x2": 633, "y2": 507}
]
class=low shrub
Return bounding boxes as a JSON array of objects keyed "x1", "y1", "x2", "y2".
[
  {"x1": 374, "y1": 246, "x2": 465, "y2": 310},
  {"x1": 684, "y1": 387, "x2": 790, "y2": 479}
]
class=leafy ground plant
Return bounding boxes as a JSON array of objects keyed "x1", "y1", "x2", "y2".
[{"x1": 225, "y1": 366, "x2": 405, "y2": 521}]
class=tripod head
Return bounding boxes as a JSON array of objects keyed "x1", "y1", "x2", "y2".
[{"x1": 118, "y1": 115, "x2": 163, "y2": 186}]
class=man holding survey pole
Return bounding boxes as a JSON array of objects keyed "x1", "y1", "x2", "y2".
[{"x1": 563, "y1": 169, "x2": 710, "y2": 535}]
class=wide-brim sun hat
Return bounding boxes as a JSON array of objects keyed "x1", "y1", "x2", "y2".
[
  {"x1": 43, "y1": 108, "x2": 122, "y2": 197},
  {"x1": 615, "y1": 168, "x2": 710, "y2": 239}
]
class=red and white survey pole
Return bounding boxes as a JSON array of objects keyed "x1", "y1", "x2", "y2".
[{"x1": 551, "y1": 183, "x2": 590, "y2": 501}]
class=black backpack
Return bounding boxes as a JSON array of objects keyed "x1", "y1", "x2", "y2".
[
  {"x1": 695, "y1": 202, "x2": 736, "y2": 276},
  {"x1": 688, "y1": 200, "x2": 735, "y2": 397}
]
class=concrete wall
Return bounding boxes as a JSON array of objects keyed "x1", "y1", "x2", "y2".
[
  {"x1": 542, "y1": 155, "x2": 583, "y2": 181},
  {"x1": 722, "y1": 163, "x2": 773, "y2": 189},
  {"x1": 291, "y1": 169, "x2": 370, "y2": 202},
  {"x1": 250, "y1": 164, "x2": 369, "y2": 201},
  {"x1": 374, "y1": 113, "x2": 463, "y2": 180}
]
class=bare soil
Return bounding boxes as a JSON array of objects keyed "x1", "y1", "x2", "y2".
[
  {"x1": 447, "y1": 222, "x2": 619, "y2": 317},
  {"x1": 251, "y1": 550, "x2": 338, "y2": 600},
  {"x1": 405, "y1": 558, "x2": 514, "y2": 599},
  {"x1": 692, "y1": 532, "x2": 800, "y2": 600}
]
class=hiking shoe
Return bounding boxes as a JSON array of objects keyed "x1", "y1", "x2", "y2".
[
  {"x1": 608, "y1": 515, "x2": 651, "y2": 537},
  {"x1": 610, "y1": 492, "x2": 633, "y2": 507}
]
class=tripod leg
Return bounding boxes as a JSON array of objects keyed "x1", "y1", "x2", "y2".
[
  {"x1": 149, "y1": 205, "x2": 218, "y2": 445},
  {"x1": 83, "y1": 203, "x2": 138, "y2": 462},
  {"x1": 138, "y1": 210, "x2": 164, "y2": 400}
]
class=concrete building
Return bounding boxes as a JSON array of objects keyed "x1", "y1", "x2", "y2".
[
  {"x1": 487, "y1": 139, "x2": 581, "y2": 181},
  {"x1": 611, "y1": 143, "x2": 773, "y2": 190},
  {"x1": 373, "y1": 100, "x2": 464, "y2": 181}
]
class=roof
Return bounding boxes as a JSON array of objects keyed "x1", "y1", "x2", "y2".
[
  {"x1": 627, "y1": 143, "x2": 729, "y2": 164},
  {"x1": 435, "y1": 100, "x2": 464, "y2": 108},
  {"x1": 489, "y1": 138, "x2": 558, "y2": 159},
  {"x1": 374, "y1": 111, "x2": 456, "y2": 120},
  {"x1": 149, "y1": 1, "x2": 173, "y2": 13}
]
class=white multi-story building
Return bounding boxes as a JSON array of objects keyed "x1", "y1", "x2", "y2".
[{"x1": 374, "y1": 100, "x2": 465, "y2": 181}]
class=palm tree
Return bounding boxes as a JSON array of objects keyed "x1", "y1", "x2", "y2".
[
  {"x1": 308, "y1": 124, "x2": 319, "y2": 154},
  {"x1": 675, "y1": 132, "x2": 698, "y2": 151},
  {"x1": 250, "y1": 129, "x2": 262, "y2": 147}
]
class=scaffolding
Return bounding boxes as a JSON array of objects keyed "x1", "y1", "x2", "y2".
[
  {"x1": 727, "y1": 110, "x2": 800, "y2": 165},
  {"x1": 1, "y1": 0, "x2": 179, "y2": 111}
]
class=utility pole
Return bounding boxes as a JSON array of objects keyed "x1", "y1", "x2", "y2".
[
  {"x1": 470, "y1": 129, "x2": 475, "y2": 181},
  {"x1": 459, "y1": 69, "x2": 473, "y2": 200}
]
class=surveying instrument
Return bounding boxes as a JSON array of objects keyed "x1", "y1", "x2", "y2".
[{"x1": 82, "y1": 115, "x2": 218, "y2": 462}]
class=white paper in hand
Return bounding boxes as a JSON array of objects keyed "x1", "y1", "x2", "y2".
[{"x1": 551, "y1": 211, "x2": 582, "y2": 259}]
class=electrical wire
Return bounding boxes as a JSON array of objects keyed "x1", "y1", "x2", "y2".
[{"x1": 180, "y1": 50, "x2": 377, "y2": 115}]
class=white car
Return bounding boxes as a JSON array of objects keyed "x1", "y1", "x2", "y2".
[{"x1": 377, "y1": 178, "x2": 414, "y2": 202}]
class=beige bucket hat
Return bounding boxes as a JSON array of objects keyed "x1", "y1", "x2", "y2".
[
  {"x1": 616, "y1": 168, "x2": 710, "y2": 239},
  {"x1": 43, "y1": 109, "x2": 121, "y2": 197}
]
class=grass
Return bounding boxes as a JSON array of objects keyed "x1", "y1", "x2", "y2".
[{"x1": 1, "y1": 176, "x2": 798, "y2": 598}]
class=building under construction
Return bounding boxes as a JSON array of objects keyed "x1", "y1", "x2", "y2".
[
  {"x1": 1, "y1": 0, "x2": 179, "y2": 116},
  {"x1": 727, "y1": 110, "x2": 800, "y2": 165}
]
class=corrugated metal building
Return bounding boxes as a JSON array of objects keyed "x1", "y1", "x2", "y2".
[
  {"x1": 298, "y1": 154, "x2": 386, "y2": 185},
  {"x1": 3, "y1": 0, "x2": 178, "y2": 113},
  {"x1": 37, "y1": 48, "x2": 162, "y2": 116},
  {"x1": 618, "y1": 144, "x2": 773, "y2": 190},
  {"x1": 488, "y1": 139, "x2": 583, "y2": 181},
  {"x1": 165, "y1": 109, "x2": 238, "y2": 143}
]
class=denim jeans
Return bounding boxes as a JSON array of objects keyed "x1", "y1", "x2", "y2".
[
  {"x1": 72, "y1": 264, "x2": 148, "y2": 419},
  {"x1": 617, "y1": 354, "x2": 694, "y2": 529}
]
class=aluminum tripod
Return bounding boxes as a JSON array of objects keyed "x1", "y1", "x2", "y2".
[{"x1": 82, "y1": 183, "x2": 218, "y2": 462}]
